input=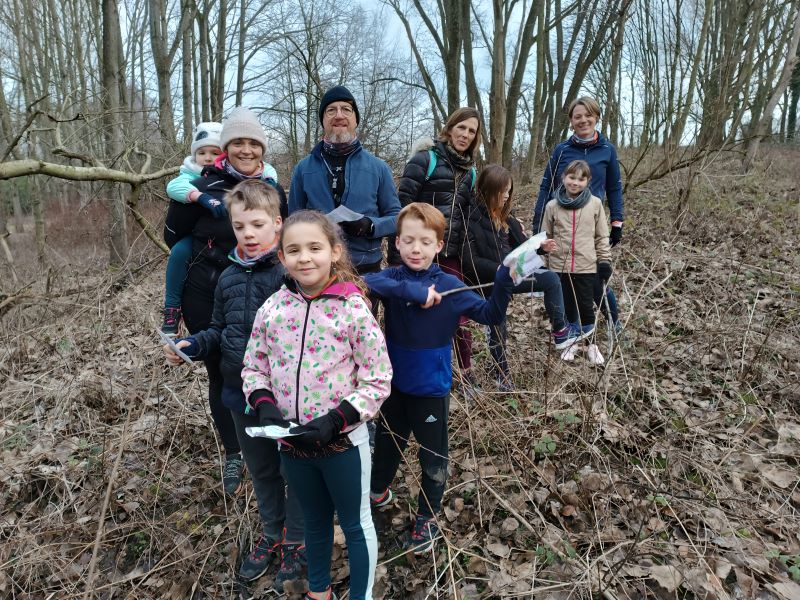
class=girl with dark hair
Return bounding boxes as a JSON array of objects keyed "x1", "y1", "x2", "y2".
[{"x1": 462, "y1": 165, "x2": 577, "y2": 389}]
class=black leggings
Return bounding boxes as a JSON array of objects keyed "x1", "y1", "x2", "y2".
[
  {"x1": 182, "y1": 257, "x2": 240, "y2": 456},
  {"x1": 558, "y1": 272, "x2": 597, "y2": 327}
]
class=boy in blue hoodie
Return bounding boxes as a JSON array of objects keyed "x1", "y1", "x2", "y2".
[{"x1": 363, "y1": 202, "x2": 514, "y2": 555}]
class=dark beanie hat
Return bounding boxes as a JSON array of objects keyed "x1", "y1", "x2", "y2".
[{"x1": 319, "y1": 85, "x2": 360, "y2": 125}]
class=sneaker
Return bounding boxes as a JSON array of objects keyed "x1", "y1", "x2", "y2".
[
  {"x1": 274, "y1": 543, "x2": 307, "y2": 591},
  {"x1": 305, "y1": 590, "x2": 337, "y2": 600},
  {"x1": 461, "y1": 373, "x2": 482, "y2": 404},
  {"x1": 238, "y1": 534, "x2": 280, "y2": 581},
  {"x1": 560, "y1": 344, "x2": 580, "y2": 362},
  {"x1": 406, "y1": 514, "x2": 440, "y2": 555},
  {"x1": 223, "y1": 453, "x2": 245, "y2": 496},
  {"x1": 370, "y1": 487, "x2": 393, "y2": 507},
  {"x1": 161, "y1": 306, "x2": 182, "y2": 335},
  {"x1": 495, "y1": 375, "x2": 515, "y2": 393},
  {"x1": 587, "y1": 344, "x2": 605, "y2": 365},
  {"x1": 552, "y1": 325, "x2": 580, "y2": 349},
  {"x1": 580, "y1": 323, "x2": 596, "y2": 339}
]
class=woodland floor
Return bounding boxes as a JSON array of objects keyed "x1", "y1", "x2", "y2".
[{"x1": 1, "y1": 148, "x2": 799, "y2": 599}]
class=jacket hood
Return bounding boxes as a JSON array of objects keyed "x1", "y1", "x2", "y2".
[
  {"x1": 285, "y1": 277, "x2": 364, "y2": 300},
  {"x1": 408, "y1": 136, "x2": 435, "y2": 160},
  {"x1": 182, "y1": 156, "x2": 204, "y2": 175}
]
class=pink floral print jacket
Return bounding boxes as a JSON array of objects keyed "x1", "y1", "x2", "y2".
[{"x1": 242, "y1": 280, "x2": 392, "y2": 430}]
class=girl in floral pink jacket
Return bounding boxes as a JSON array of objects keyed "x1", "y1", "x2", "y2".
[{"x1": 241, "y1": 210, "x2": 391, "y2": 600}]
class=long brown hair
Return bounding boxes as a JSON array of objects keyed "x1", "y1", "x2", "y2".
[
  {"x1": 475, "y1": 164, "x2": 513, "y2": 230},
  {"x1": 438, "y1": 107, "x2": 482, "y2": 158},
  {"x1": 279, "y1": 210, "x2": 368, "y2": 296}
]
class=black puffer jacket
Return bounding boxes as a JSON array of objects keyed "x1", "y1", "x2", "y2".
[
  {"x1": 163, "y1": 164, "x2": 288, "y2": 267},
  {"x1": 462, "y1": 202, "x2": 527, "y2": 296},
  {"x1": 190, "y1": 251, "x2": 285, "y2": 411},
  {"x1": 390, "y1": 140, "x2": 473, "y2": 262}
]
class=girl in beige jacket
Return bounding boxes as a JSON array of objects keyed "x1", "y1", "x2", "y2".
[{"x1": 541, "y1": 160, "x2": 612, "y2": 361}]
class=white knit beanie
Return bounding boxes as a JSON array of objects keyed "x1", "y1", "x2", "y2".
[
  {"x1": 191, "y1": 122, "x2": 223, "y2": 156},
  {"x1": 220, "y1": 107, "x2": 267, "y2": 151}
]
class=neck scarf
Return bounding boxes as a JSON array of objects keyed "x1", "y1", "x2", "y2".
[
  {"x1": 322, "y1": 138, "x2": 361, "y2": 157},
  {"x1": 571, "y1": 131, "x2": 599, "y2": 146},
  {"x1": 229, "y1": 240, "x2": 278, "y2": 267},
  {"x1": 443, "y1": 141, "x2": 474, "y2": 170},
  {"x1": 556, "y1": 185, "x2": 592, "y2": 210},
  {"x1": 214, "y1": 154, "x2": 265, "y2": 181}
]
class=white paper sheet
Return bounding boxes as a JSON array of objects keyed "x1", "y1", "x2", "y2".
[
  {"x1": 326, "y1": 205, "x2": 364, "y2": 224},
  {"x1": 245, "y1": 424, "x2": 301, "y2": 439},
  {"x1": 157, "y1": 329, "x2": 194, "y2": 364},
  {"x1": 502, "y1": 232, "x2": 547, "y2": 284}
]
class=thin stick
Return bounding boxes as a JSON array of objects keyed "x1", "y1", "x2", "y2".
[
  {"x1": 439, "y1": 277, "x2": 536, "y2": 297},
  {"x1": 82, "y1": 410, "x2": 132, "y2": 599}
]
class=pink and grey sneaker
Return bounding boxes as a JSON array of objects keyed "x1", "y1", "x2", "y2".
[
  {"x1": 405, "y1": 513, "x2": 440, "y2": 555},
  {"x1": 161, "y1": 306, "x2": 183, "y2": 335}
]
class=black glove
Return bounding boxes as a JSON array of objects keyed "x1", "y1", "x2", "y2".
[
  {"x1": 289, "y1": 401, "x2": 360, "y2": 448},
  {"x1": 597, "y1": 261, "x2": 613, "y2": 283},
  {"x1": 197, "y1": 193, "x2": 228, "y2": 219},
  {"x1": 340, "y1": 217, "x2": 374, "y2": 237},
  {"x1": 609, "y1": 224, "x2": 623, "y2": 247},
  {"x1": 253, "y1": 391, "x2": 291, "y2": 428}
]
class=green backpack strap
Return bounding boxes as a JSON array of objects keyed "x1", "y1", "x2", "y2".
[
  {"x1": 427, "y1": 149, "x2": 477, "y2": 190},
  {"x1": 425, "y1": 149, "x2": 437, "y2": 181}
]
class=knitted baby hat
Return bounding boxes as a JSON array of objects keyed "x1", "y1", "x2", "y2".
[{"x1": 191, "y1": 122, "x2": 223, "y2": 156}]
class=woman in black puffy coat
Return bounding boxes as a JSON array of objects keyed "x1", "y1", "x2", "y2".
[
  {"x1": 392, "y1": 107, "x2": 481, "y2": 379},
  {"x1": 462, "y1": 165, "x2": 573, "y2": 390},
  {"x1": 163, "y1": 107, "x2": 287, "y2": 495}
]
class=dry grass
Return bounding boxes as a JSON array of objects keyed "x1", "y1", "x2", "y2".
[{"x1": 0, "y1": 147, "x2": 799, "y2": 599}]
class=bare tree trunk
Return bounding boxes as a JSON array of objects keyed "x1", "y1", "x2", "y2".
[
  {"x1": 605, "y1": 3, "x2": 628, "y2": 145},
  {"x1": 102, "y1": 0, "x2": 128, "y2": 268},
  {"x1": 235, "y1": 0, "x2": 246, "y2": 105},
  {"x1": 211, "y1": 0, "x2": 227, "y2": 120},
  {"x1": 743, "y1": 6, "x2": 800, "y2": 171},
  {"x1": 181, "y1": 1, "x2": 193, "y2": 144}
]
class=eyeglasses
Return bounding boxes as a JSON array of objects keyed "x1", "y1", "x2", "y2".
[{"x1": 324, "y1": 105, "x2": 354, "y2": 118}]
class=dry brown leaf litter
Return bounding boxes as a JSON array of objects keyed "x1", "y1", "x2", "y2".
[{"x1": 1, "y1": 151, "x2": 799, "y2": 599}]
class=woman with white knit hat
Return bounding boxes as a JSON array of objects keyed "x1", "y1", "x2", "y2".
[{"x1": 163, "y1": 107, "x2": 287, "y2": 499}]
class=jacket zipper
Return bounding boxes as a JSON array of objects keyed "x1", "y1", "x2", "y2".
[
  {"x1": 294, "y1": 298, "x2": 313, "y2": 424},
  {"x1": 244, "y1": 268, "x2": 253, "y2": 318},
  {"x1": 571, "y1": 211, "x2": 576, "y2": 272}
]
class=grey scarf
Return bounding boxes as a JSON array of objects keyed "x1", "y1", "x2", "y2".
[{"x1": 556, "y1": 186, "x2": 592, "y2": 210}]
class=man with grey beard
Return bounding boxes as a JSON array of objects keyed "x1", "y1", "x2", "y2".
[{"x1": 288, "y1": 85, "x2": 400, "y2": 275}]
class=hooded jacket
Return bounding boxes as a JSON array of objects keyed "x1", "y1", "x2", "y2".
[
  {"x1": 181, "y1": 249, "x2": 285, "y2": 413},
  {"x1": 462, "y1": 204, "x2": 527, "y2": 295},
  {"x1": 542, "y1": 195, "x2": 612, "y2": 274},
  {"x1": 363, "y1": 264, "x2": 513, "y2": 397},
  {"x1": 391, "y1": 138, "x2": 473, "y2": 262},
  {"x1": 288, "y1": 142, "x2": 400, "y2": 267},
  {"x1": 241, "y1": 280, "x2": 392, "y2": 432},
  {"x1": 163, "y1": 161, "x2": 287, "y2": 264}
]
